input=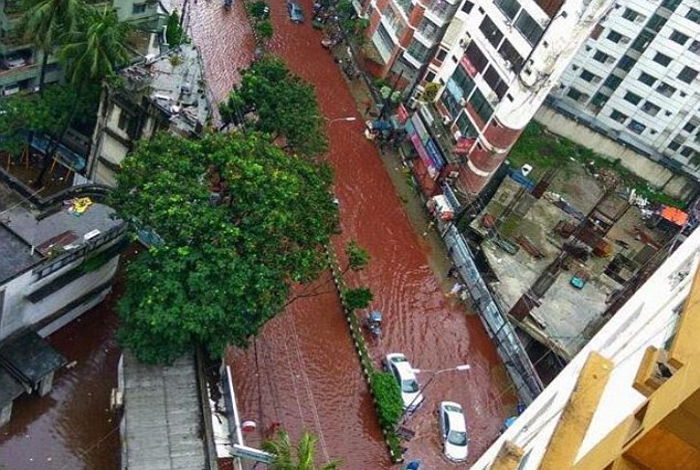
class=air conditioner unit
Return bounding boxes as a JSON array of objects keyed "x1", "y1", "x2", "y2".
[
  {"x1": 407, "y1": 97, "x2": 418, "y2": 109},
  {"x1": 504, "y1": 60, "x2": 513, "y2": 70},
  {"x1": 591, "y1": 76, "x2": 601, "y2": 84},
  {"x1": 620, "y1": 36, "x2": 630, "y2": 44},
  {"x1": 459, "y1": 38, "x2": 471, "y2": 50},
  {"x1": 442, "y1": 115, "x2": 452, "y2": 126},
  {"x1": 459, "y1": 98, "x2": 468, "y2": 106},
  {"x1": 454, "y1": 130, "x2": 463, "y2": 140},
  {"x1": 634, "y1": 15, "x2": 645, "y2": 23}
]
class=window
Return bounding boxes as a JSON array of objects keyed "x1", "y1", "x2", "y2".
[
  {"x1": 417, "y1": 17, "x2": 440, "y2": 41},
  {"x1": 117, "y1": 108, "x2": 130, "y2": 131},
  {"x1": 618, "y1": 55, "x2": 636, "y2": 71},
  {"x1": 681, "y1": 146, "x2": 694, "y2": 157},
  {"x1": 469, "y1": 88, "x2": 493, "y2": 123},
  {"x1": 627, "y1": 119, "x2": 646, "y2": 134},
  {"x1": 610, "y1": 109, "x2": 627, "y2": 123},
  {"x1": 567, "y1": 87, "x2": 584, "y2": 101},
  {"x1": 580, "y1": 70, "x2": 596, "y2": 82},
  {"x1": 429, "y1": 0, "x2": 452, "y2": 20},
  {"x1": 684, "y1": 122, "x2": 697, "y2": 133},
  {"x1": 638, "y1": 72, "x2": 656, "y2": 86},
  {"x1": 656, "y1": 82, "x2": 676, "y2": 97},
  {"x1": 484, "y1": 66, "x2": 507, "y2": 98},
  {"x1": 436, "y1": 48, "x2": 447, "y2": 61},
  {"x1": 653, "y1": 52, "x2": 672, "y2": 66},
  {"x1": 603, "y1": 75, "x2": 622, "y2": 91},
  {"x1": 395, "y1": 0, "x2": 414, "y2": 16},
  {"x1": 406, "y1": 40, "x2": 431, "y2": 62},
  {"x1": 670, "y1": 30, "x2": 689, "y2": 45},
  {"x1": 461, "y1": 0, "x2": 474, "y2": 14},
  {"x1": 495, "y1": 0, "x2": 520, "y2": 20},
  {"x1": 642, "y1": 101, "x2": 661, "y2": 116},
  {"x1": 132, "y1": 3, "x2": 147, "y2": 14},
  {"x1": 374, "y1": 24, "x2": 396, "y2": 59},
  {"x1": 593, "y1": 50, "x2": 610, "y2": 63},
  {"x1": 456, "y1": 112, "x2": 477, "y2": 138},
  {"x1": 383, "y1": 7, "x2": 403, "y2": 37},
  {"x1": 686, "y1": 7, "x2": 700, "y2": 24},
  {"x1": 631, "y1": 30, "x2": 654, "y2": 52},
  {"x1": 480, "y1": 17, "x2": 504, "y2": 48},
  {"x1": 514, "y1": 10, "x2": 544, "y2": 46},
  {"x1": 647, "y1": 14, "x2": 667, "y2": 32},
  {"x1": 465, "y1": 42, "x2": 488, "y2": 74},
  {"x1": 678, "y1": 66, "x2": 698, "y2": 84},
  {"x1": 668, "y1": 140, "x2": 682, "y2": 151},
  {"x1": 662, "y1": 0, "x2": 681, "y2": 11},
  {"x1": 607, "y1": 30, "x2": 622, "y2": 43},
  {"x1": 425, "y1": 71, "x2": 436, "y2": 82},
  {"x1": 590, "y1": 92, "x2": 607, "y2": 108},
  {"x1": 445, "y1": 65, "x2": 475, "y2": 106},
  {"x1": 498, "y1": 40, "x2": 524, "y2": 72},
  {"x1": 622, "y1": 8, "x2": 639, "y2": 21},
  {"x1": 624, "y1": 91, "x2": 642, "y2": 105},
  {"x1": 690, "y1": 40, "x2": 700, "y2": 55}
]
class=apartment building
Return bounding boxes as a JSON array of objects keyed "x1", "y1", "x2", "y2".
[
  {"x1": 468, "y1": 226, "x2": 700, "y2": 470},
  {"x1": 361, "y1": 0, "x2": 460, "y2": 87},
  {"x1": 552, "y1": 0, "x2": 700, "y2": 183},
  {"x1": 403, "y1": 0, "x2": 614, "y2": 197},
  {"x1": 0, "y1": 0, "x2": 160, "y2": 96}
]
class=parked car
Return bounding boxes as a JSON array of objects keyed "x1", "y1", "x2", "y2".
[
  {"x1": 2, "y1": 56, "x2": 27, "y2": 69},
  {"x1": 287, "y1": 1, "x2": 304, "y2": 23},
  {"x1": 438, "y1": 401, "x2": 469, "y2": 462},
  {"x1": 384, "y1": 353, "x2": 423, "y2": 411}
]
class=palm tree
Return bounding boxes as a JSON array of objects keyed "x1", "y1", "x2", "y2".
[
  {"x1": 263, "y1": 430, "x2": 342, "y2": 470},
  {"x1": 18, "y1": 0, "x2": 85, "y2": 94}
]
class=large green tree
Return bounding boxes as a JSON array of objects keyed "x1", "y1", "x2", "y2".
[
  {"x1": 220, "y1": 56, "x2": 327, "y2": 157},
  {"x1": 18, "y1": 0, "x2": 85, "y2": 93},
  {"x1": 263, "y1": 430, "x2": 342, "y2": 470},
  {"x1": 111, "y1": 132, "x2": 339, "y2": 363}
]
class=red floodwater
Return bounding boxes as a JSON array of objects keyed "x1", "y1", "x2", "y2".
[{"x1": 0, "y1": 268, "x2": 127, "y2": 470}]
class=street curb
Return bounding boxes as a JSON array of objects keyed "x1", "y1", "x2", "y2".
[{"x1": 324, "y1": 245, "x2": 404, "y2": 463}]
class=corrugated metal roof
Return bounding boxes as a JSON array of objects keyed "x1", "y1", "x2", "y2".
[{"x1": 122, "y1": 351, "x2": 207, "y2": 470}]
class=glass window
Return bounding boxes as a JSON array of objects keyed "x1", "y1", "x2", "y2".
[
  {"x1": 604, "y1": 74, "x2": 622, "y2": 90},
  {"x1": 456, "y1": 112, "x2": 477, "y2": 137},
  {"x1": 480, "y1": 16, "x2": 504, "y2": 48},
  {"x1": 618, "y1": 55, "x2": 636, "y2": 71},
  {"x1": 653, "y1": 52, "x2": 672, "y2": 66},
  {"x1": 383, "y1": 7, "x2": 404, "y2": 37},
  {"x1": 590, "y1": 92, "x2": 607, "y2": 107},
  {"x1": 683, "y1": 122, "x2": 697, "y2": 133},
  {"x1": 670, "y1": 30, "x2": 689, "y2": 45},
  {"x1": 495, "y1": 0, "x2": 520, "y2": 20},
  {"x1": 452, "y1": 65, "x2": 476, "y2": 98},
  {"x1": 624, "y1": 91, "x2": 642, "y2": 105},
  {"x1": 436, "y1": 49, "x2": 447, "y2": 61},
  {"x1": 484, "y1": 65, "x2": 507, "y2": 98},
  {"x1": 686, "y1": 8, "x2": 700, "y2": 24},
  {"x1": 680, "y1": 146, "x2": 694, "y2": 157},
  {"x1": 622, "y1": 8, "x2": 639, "y2": 21},
  {"x1": 514, "y1": 10, "x2": 543, "y2": 46},
  {"x1": 132, "y1": 3, "x2": 147, "y2": 14},
  {"x1": 461, "y1": 0, "x2": 474, "y2": 14},
  {"x1": 465, "y1": 42, "x2": 488, "y2": 73},
  {"x1": 418, "y1": 17, "x2": 440, "y2": 41},
  {"x1": 607, "y1": 30, "x2": 622, "y2": 43},
  {"x1": 690, "y1": 40, "x2": 700, "y2": 55},
  {"x1": 395, "y1": 0, "x2": 414, "y2": 16},
  {"x1": 627, "y1": 119, "x2": 646, "y2": 134},
  {"x1": 469, "y1": 88, "x2": 493, "y2": 123},
  {"x1": 661, "y1": 0, "x2": 681, "y2": 10},
  {"x1": 678, "y1": 66, "x2": 698, "y2": 84},
  {"x1": 642, "y1": 101, "x2": 661, "y2": 116},
  {"x1": 638, "y1": 72, "x2": 656, "y2": 86},
  {"x1": 668, "y1": 140, "x2": 682, "y2": 151},
  {"x1": 498, "y1": 40, "x2": 524, "y2": 72},
  {"x1": 406, "y1": 39, "x2": 431, "y2": 62},
  {"x1": 430, "y1": 0, "x2": 453, "y2": 20},
  {"x1": 425, "y1": 71, "x2": 436, "y2": 82},
  {"x1": 441, "y1": 86, "x2": 461, "y2": 117},
  {"x1": 567, "y1": 87, "x2": 583, "y2": 100},
  {"x1": 580, "y1": 70, "x2": 596, "y2": 82},
  {"x1": 647, "y1": 14, "x2": 667, "y2": 32},
  {"x1": 374, "y1": 24, "x2": 396, "y2": 59},
  {"x1": 593, "y1": 50, "x2": 609, "y2": 62},
  {"x1": 631, "y1": 30, "x2": 653, "y2": 52},
  {"x1": 610, "y1": 109, "x2": 627, "y2": 123},
  {"x1": 656, "y1": 81, "x2": 676, "y2": 97}
]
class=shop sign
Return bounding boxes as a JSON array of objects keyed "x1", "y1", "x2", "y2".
[
  {"x1": 397, "y1": 104, "x2": 410, "y2": 124},
  {"x1": 411, "y1": 134, "x2": 438, "y2": 179}
]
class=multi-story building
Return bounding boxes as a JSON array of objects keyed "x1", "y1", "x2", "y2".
[
  {"x1": 0, "y1": 177, "x2": 126, "y2": 426},
  {"x1": 468, "y1": 225, "x2": 700, "y2": 470},
  {"x1": 552, "y1": 0, "x2": 700, "y2": 182},
  {"x1": 0, "y1": 0, "x2": 160, "y2": 96},
  {"x1": 402, "y1": 0, "x2": 616, "y2": 197}
]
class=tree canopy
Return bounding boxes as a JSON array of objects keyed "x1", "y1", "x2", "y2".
[
  {"x1": 110, "y1": 132, "x2": 339, "y2": 363},
  {"x1": 220, "y1": 56, "x2": 327, "y2": 157},
  {"x1": 263, "y1": 430, "x2": 342, "y2": 470}
]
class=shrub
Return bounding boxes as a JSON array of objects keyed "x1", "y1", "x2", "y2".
[
  {"x1": 370, "y1": 371, "x2": 404, "y2": 428},
  {"x1": 248, "y1": 1, "x2": 270, "y2": 19},
  {"x1": 343, "y1": 287, "x2": 373, "y2": 310},
  {"x1": 255, "y1": 19, "x2": 273, "y2": 40}
]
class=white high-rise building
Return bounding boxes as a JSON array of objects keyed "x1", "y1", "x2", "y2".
[{"x1": 553, "y1": 0, "x2": 700, "y2": 181}]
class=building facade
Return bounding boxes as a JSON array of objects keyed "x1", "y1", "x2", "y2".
[
  {"x1": 552, "y1": 0, "x2": 700, "y2": 182},
  {"x1": 0, "y1": 0, "x2": 160, "y2": 96},
  {"x1": 403, "y1": 0, "x2": 615, "y2": 197},
  {"x1": 469, "y1": 226, "x2": 700, "y2": 470}
]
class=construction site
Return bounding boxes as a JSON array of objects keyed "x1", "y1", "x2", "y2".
[{"x1": 466, "y1": 161, "x2": 690, "y2": 384}]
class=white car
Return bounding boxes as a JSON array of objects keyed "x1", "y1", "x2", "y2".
[
  {"x1": 384, "y1": 353, "x2": 423, "y2": 411},
  {"x1": 438, "y1": 401, "x2": 469, "y2": 462}
]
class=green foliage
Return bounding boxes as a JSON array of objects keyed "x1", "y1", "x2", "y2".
[
  {"x1": 58, "y1": 7, "x2": 131, "y2": 86},
  {"x1": 255, "y1": 19, "x2": 274, "y2": 40},
  {"x1": 344, "y1": 239, "x2": 369, "y2": 272},
  {"x1": 422, "y1": 82, "x2": 440, "y2": 102},
  {"x1": 221, "y1": 56, "x2": 327, "y2": 157},
  {"x1": 263, "y1": 430, "x2": 342, "y2": 470},
  {"x1": 343, "y1": 286, "x2": 373, "y2": 310},
  {"x1": 0, "y1": 83, "x2": 99, "y2": 156},
  {"x1": 110, "y1": 132, "x2": 339, "y2": 363},
  {"x1": 165, "y1": 11, "x2": 186, "y2": 46},
  {"x1": 248, "y1": 1, "x2": 270, "y2": 19},
  {"x1": 370, "y1": 371, "x2": 404, "y2": 429},
  {"x1": 508, "y1": 123, "x2": 686, "y2": 208}
]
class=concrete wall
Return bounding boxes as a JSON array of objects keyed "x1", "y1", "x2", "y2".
[{"x1": 535, "y1": 106, "x2": 696, "y2": 199}]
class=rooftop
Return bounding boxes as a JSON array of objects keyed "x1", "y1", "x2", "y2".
[
  {"x1": 122, "y1": 350, "x2": 207, "y2": 470},
  {"x1": 0, "y1": 181, "x2": 122, "y2": 283},
  {"x1": 0, "y1": 331, "x2": 66, "y2": 388},
  {"x1": 118, "y1": 44, "x2": 211, "y2": 137}
]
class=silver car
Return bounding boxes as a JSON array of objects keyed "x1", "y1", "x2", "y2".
[
  {"x1": 384, "y1": 353, "x2": 424, "y2": 411},
  {"x1": 438, "y1": 401, "x2": 469, "y2": 462}
]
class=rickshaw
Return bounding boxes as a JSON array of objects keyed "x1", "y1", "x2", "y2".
[{"x1": 365, "y1": 310, "x2": 382, "y2": 339}]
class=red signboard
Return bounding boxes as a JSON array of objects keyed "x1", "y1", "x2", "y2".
[
  {"x1": 410, "y1": 133, "x2": 438, "y2": 179},
  {"x1": 460, "y1": 56, "x2": 477, "y2": 77},
  {"x1": 397, "y1": 104, "x2": 409, "y2": 124},
  {"x1": 454, "y1": 137, "x2": 476, "y2": 155}
]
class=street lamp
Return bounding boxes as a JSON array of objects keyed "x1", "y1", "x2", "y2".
[
  {"x1": 400, "y1": 364, "x2": 471, "y2": 425},
  {"x1": 325, "y1": 116, "x2": 357, "y2": 124}
]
